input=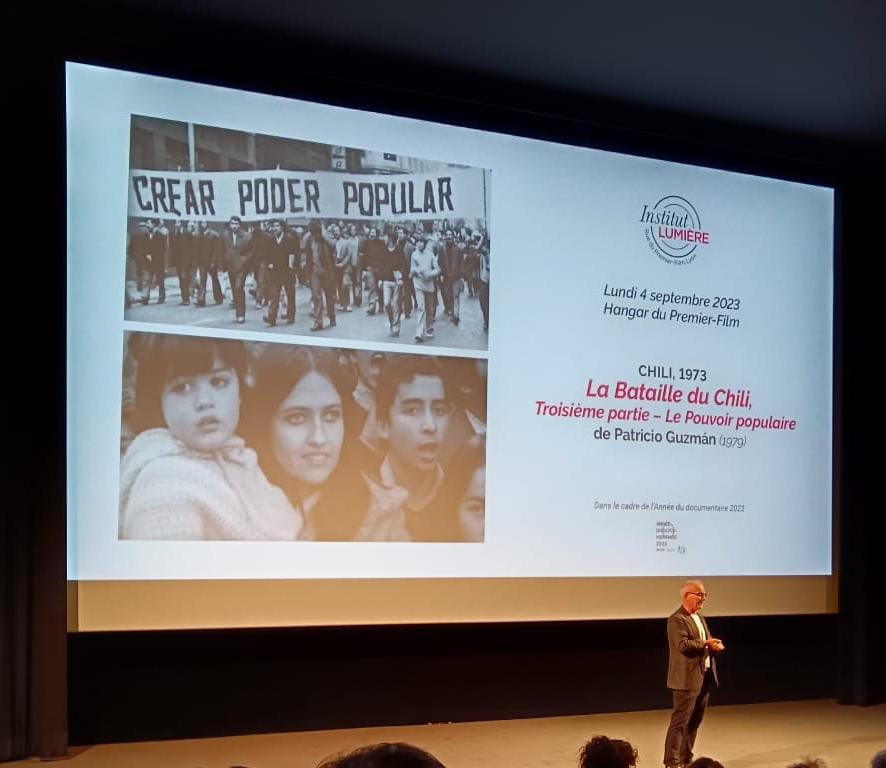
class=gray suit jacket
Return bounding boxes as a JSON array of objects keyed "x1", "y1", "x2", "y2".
[{"x1": 667, "y1": 606, "x2": 719, "y2": 691}]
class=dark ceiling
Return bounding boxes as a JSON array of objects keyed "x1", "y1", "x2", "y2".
[{"x1": 103, "y1": 0, "x2": 885, "y2": 152}]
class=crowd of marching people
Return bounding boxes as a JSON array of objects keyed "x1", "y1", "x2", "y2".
[
  {"x1": 119, "y1": 334, "x2": 486, "y2": 543},
  {"x1": 125, "y1": 216, "x2": 490, "y2": 343}
]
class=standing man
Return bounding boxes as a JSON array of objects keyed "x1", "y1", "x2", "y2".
[
  {"x1": 379, "y1": 231, "x2": 407, "y2": 337},
  {"x1": 438, "y1": 229, "x2": 464, "y2": 325},
  {"x1": 464, "y1": 229, "x2": 480, "y2": 298},
  {"x1": 252, "y1": 219, "x2": 273, "y2": 310},
  {"x1": 153, "y1": 219, "x2": 170, "y2": 304},
  {"x1": 132, "y1": 218, "x2": 168, "y2": 305},
  {"x1": 130, "y1": 219, "x2": 166, "y2": 304},
  {"x1": 195, "y1": 220, "x2": 224, "y2": 307},
  {"x1": 303, "y1": 220, "x2": 337, "y2": 331},
  {"x1": 360, "y1": 226, "x2": 383, "y2": 315},
  {"x1": 335, "y1": 223, "x2": 359, "y2": 312},
  {"x1": 169, "y1": 219, "x2": 195, "y2": 305},
  {"x1": 352, "y1": 223, "x2": 364, "y2": 308},
  {"x1": 478, "y1": 235, "x2": 490, "y2": 332},
  {"x1": 663, "y1": 580, "x2": 725, "y2": 768},
  {"x1": 397, "y1": 225, "x2": 414, "y2": 319},
  {"x1": 223, "y1": 215, "x2": 253, "y2": 324},
  {"x1": 292, "y1": 224, "x2": 308, "y2": 288},
  {"x1": 262, "y1": 219, "x2": 298, "y2": 326},
  {"x1": 124, "y1": 223, "x2": 140, "y2": 310},
  {"x1": 411, "y1": 235, "x2": 439, "y2": 343}
]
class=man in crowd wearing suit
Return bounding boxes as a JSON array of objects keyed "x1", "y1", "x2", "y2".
[
  {"x1": 223, "y1": 215, "x2": 253, "y2": 324},
  {"x1": 261, "y1": 219, "x2": 299, "y2": 327},
  {"x1": 303, "y1": 219, "x2": 337, "y2": 331},
  {"x1": 360, "y1": 226, "x2": 383, "y2": 315},
  {"x1": 335, "y1": 223, "x2": 359, "y2": 312},
  {"x1": 438, "y1": 229, "x2": 464, "y2": 325},
  {"x1": 663, "y1": 580, "x2": 725, "y2": 768},
  {"x1": 252, "y1": 219, "x2": 272, "y2": 310},
  {"x1": 396, "y1": 224, "x2": 414, "y2": 319},
  {"x1": 195, "y1": 220, "x2": 224, "y2": 306},
  {"x1": 379, "y1": 230, "x2": 408, "y2": 337},
  {"x1": 131, "y1": 218, "x2": 168, "y2": 305},
  {"x1": 169, "y1": 220, "x2": 196, "y2": 305},
  {"x1": 477, "y1": 233, "x2": 490, "y2": 332}
]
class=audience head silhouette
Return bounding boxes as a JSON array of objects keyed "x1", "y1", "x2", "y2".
[
  {"x1": 578, "y1": 735, "x2": 638, "y2": 768},
  {"x1": 317, "y1": 742, "x2": 446, "y2": 768}
]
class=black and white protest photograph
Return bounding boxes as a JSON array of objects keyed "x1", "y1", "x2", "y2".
[
  {"x1": 119, "y1": 331, "x2": 487, "y2": 542},
  {"x1": 124, "y1": 116, "x2": 491, "y2": 350}
]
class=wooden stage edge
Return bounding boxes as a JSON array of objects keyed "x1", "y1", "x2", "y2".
[{"x1": 12, "y1": 699, "x2": 886, "y2": 768}]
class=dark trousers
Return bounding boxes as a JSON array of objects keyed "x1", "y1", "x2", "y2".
[
  {"x1": 441, "y1": 276, "x2": 453, "y2": 315},
  {"x1": 479, "y1": 280, "x2": 490, "y2": 329},
  {"x1": 334, "y1": 266, "x2": 346, "y2": 309},
  {"x1": 310, "y1": 270, "x2": 336, "y2": 323},
  {"x1": 465, "y1": 263, "x2": 477, "y2": 295},
  {"x1": 231, "y1": 269, "x2": 248, "y2": 320},
  {"x1": 362, "y1": 268, "x2": 378, "y2": 312},
  {"x1": 401, "y1": 275, "x2": 414, "y2": 317},
  {"x1": 381, "y1": 280, "x2": 402, "y2": 334},
  {"x1": 256, "y1": 263, "x2": 271, "y2": 306},
  {"x1": 153, "y1": 263, "x2": 166, "y2": 303},
  {"x1": 414, "y1": 289, "x2": 436, "y2": 339},
  {"x1": 352, "y1": 269, "x2": 363, "y2": 306},
  {"x1": 663, "y1": 670, "x2": 714, "y2": 766},
  {"x1": 139, "y1": 258, "x2": 166, "y2": 303},
  {"x1": 197, "y1": 263, "x2": 223, "y2": 305},
  {"x1": 175, "y1": 262, "x2": 192, "y2": 304},
  {"x1": 267, "y1": 270, "x2": 295, "y2": 323}
]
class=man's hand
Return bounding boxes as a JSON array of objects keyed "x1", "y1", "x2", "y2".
[{"x1": 706, "y1": 637, "x2": 725, "y2": 652}]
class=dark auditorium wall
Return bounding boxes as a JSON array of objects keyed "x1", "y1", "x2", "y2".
[
  {"x1": 58, "y1": 1, "x2": 878, "y2": 746},
  {"x1": 69, "y1": 615, "x2": 836, "y2": 744}
]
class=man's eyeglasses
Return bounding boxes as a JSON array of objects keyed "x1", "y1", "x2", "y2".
[{"x1": 689, "y1": 592, "x2": 707, "y2": 599}]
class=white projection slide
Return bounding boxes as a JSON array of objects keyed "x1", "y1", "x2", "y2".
[{"x1": 66, "y1": 63, "x2": 833, "y2": 581}]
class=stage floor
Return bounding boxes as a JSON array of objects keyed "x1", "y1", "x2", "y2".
[{"x1": 14, "y1": 699, "x2": 885, "y2": 767}]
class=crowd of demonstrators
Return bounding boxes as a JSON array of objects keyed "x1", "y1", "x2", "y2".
[
  {"x1": 125, "y1": 216, "x2": 490, "y2": 342},
  {"x1": 119, "y1": 334, "x2": 487, "y2": 542}
]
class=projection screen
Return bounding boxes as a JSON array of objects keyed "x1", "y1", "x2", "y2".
[{"x1": 66, "y1": 63, "x2": 836, "y2": 631}]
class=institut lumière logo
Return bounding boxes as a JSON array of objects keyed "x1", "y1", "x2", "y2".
[{"x1": 640, "y1": 195, "x2": 709, "y2": 266}]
